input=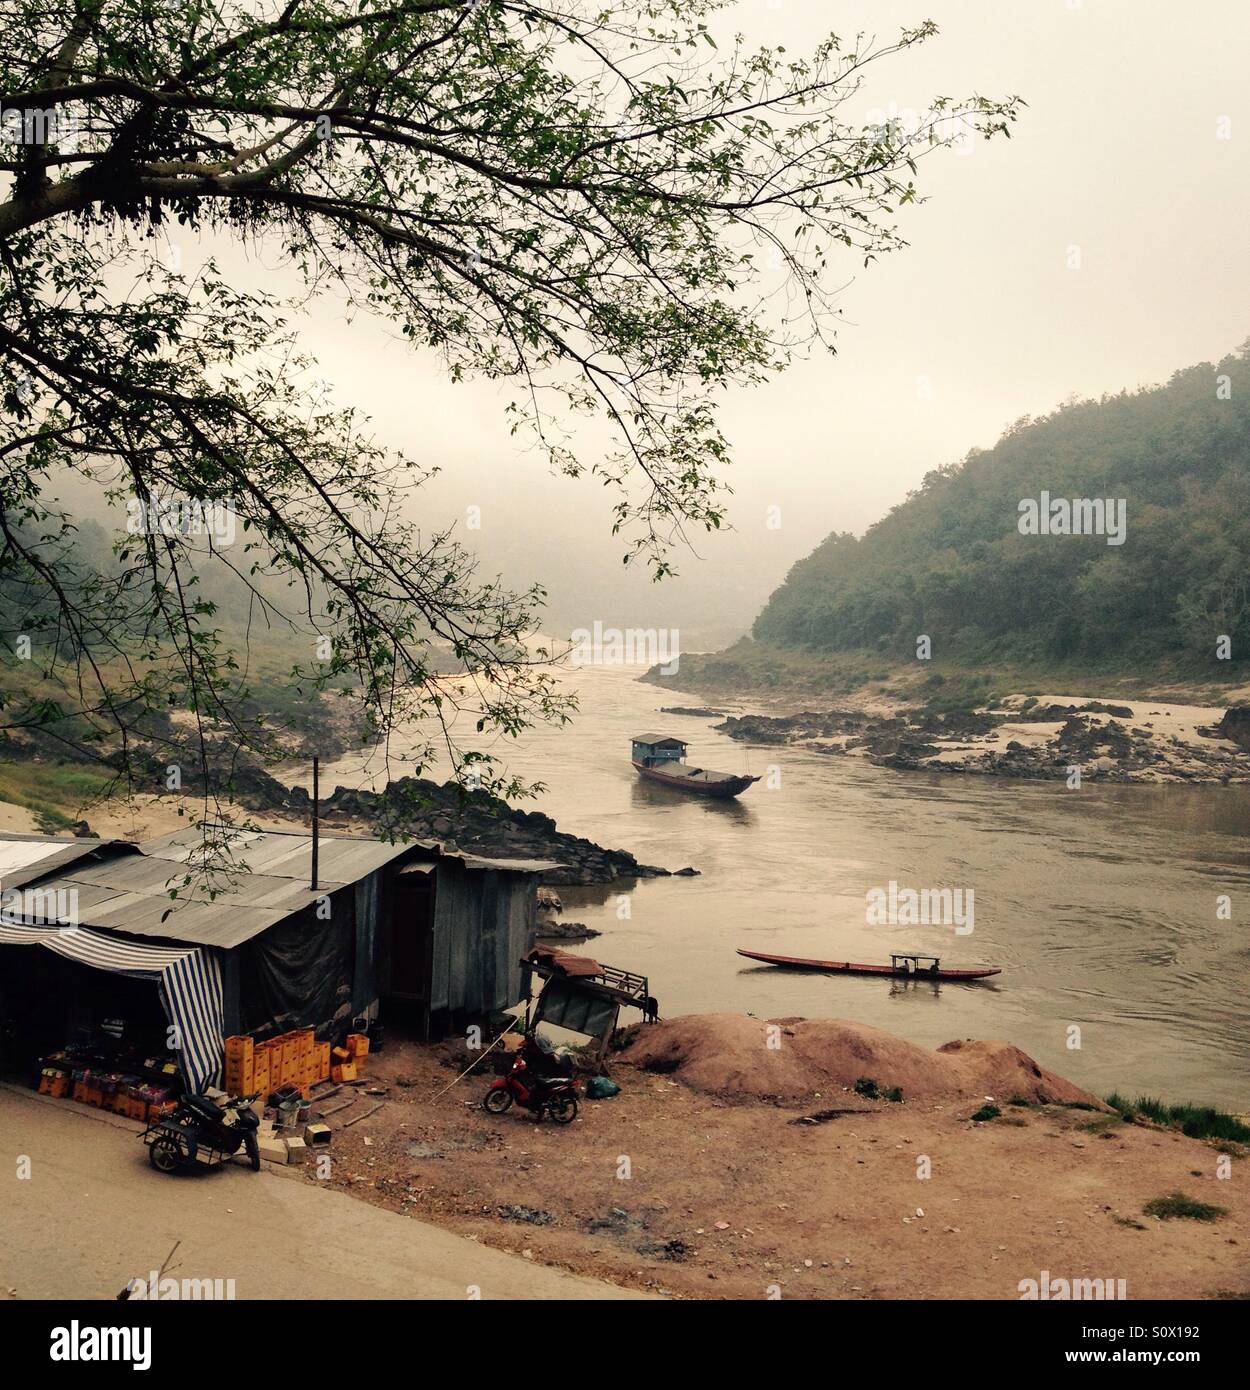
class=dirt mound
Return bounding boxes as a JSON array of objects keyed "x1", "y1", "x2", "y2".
[{"x1": 618, "y1": 1014, "x2": 1100, "y2": 1106}]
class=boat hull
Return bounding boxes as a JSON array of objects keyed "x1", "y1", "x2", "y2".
[
  {"x1": 632, "y1": 761, "x2": 759, "y2": 799},
  {"x1": 736, "y1": 948, "x2": 1001, "y2": 981}
]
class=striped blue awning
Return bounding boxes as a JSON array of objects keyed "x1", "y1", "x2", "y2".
[{"x1": 0, "y1": 920, "x2": 223, "y2": 1091}]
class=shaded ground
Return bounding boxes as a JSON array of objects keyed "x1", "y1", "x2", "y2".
[
  {"x1": 0, "y1": 1085, "x2": 648, "y2": 1301},
  {"x1": 303, "y1": 1023, "x2": 1249, "y2": 1300}
]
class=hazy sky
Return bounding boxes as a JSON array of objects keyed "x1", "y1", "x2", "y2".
[{"x1": 214, "y1": 0, "x2": 1250, "y2": 645}]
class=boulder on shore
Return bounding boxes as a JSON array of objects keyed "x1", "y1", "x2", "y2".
[{"x1": 1213, "y1": 705, "x2": 1250, "y2": 750}]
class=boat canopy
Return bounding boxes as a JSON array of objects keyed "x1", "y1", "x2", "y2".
[{"x1": 630, "y1": 734, "x2": 688, "y2": 749}]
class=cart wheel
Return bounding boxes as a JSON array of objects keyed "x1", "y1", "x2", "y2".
[
  {"x1": 244, "y1": 1132, "x2": 261, "y2": 1172},
  {"x1": 483, "y1": 1087, "x2": 512, "y2": 1114},
  {"x1": 547, "y1": 1094, "x2": 578, "y2": 1126},
  {"x1": 149, "y1": 1134, "x2": 185, "y2": 1174}
]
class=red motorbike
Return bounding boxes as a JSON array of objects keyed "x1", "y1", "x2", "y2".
[{"x1": 483, "y1": 1041, "x2": 579, "y2": 1124}]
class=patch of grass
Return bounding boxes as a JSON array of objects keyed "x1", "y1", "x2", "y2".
[
  {"x1": 853, "y1": 1077, "x2": 879, "y2": 1099},
  {"x1": 883, "y1": 1086, "x2": 904, "y2": 1104},
  {"x1": 1078, "y1": 1115, "x2": 1123, "y2": 1135},
  {"x1": 1112, "y1": 1214, "x2": 1147, "y2": 1231},
  {"x1": 0, "y1": 758, "x2": 113, "y2": 828},
  {"x1": 1058, "y1": 1100, "x2": 1101, "y2": 1112},
  {"x1": 1104, "y1": 1094, "x2": 1250, "y2": 1144},
  {"x1": 970, "y1": 1103, "x2": 1001, "y2": 1123},
  {"x1": 1007, "y1": 1096, "x2": 1033, "y2": 1108},
  {"x1": 1143, "y1": 1191, "x2": 1227, "y2": 1222}
]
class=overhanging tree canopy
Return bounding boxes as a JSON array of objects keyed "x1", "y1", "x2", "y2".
[{"x1": 0, "y1": 0, "x2": 1020, "y2": 811}]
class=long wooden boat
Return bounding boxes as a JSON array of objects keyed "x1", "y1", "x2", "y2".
[
  {"x1": 631, "y1": 733, "x2": 759, "y2": 800},
  {"x1": 736, "y1": 948, "x2": 1001, "y2": 981}
]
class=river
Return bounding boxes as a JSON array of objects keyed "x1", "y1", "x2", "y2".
[{"x1": 319, "y1": 662, "x2": 1250, "y2": 1111}]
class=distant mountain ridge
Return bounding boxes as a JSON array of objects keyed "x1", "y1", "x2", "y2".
[{"x1": 752, "y1": 343, "x2": 1250, "y2": 670}]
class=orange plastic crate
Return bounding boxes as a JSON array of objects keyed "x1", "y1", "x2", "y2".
[
  {"x1": 224, "y1": 1035, "x2": 254, "y2": 1064},
  {"x1": 346, "y1": 1033, "x2": 370, "y2": 1058},
  {"x1": 224, "y1": 1061, "x2": 254, "y2": 1097}
]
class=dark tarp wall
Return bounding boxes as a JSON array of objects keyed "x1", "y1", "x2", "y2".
[
  {"x1": 239, "y1": 889, "x2": 354, "y2": 1034},
  {"x1": 352, "y1": 870, "x2": 380, "y2": 1014}
]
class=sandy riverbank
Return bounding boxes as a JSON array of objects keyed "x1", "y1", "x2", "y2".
[{"x1": 295, "y1": 1016, "x2": 1248, "y2": 1300}]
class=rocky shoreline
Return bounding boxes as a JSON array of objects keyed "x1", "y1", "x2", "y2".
[
  {"x1": 301, "y1": 779, "x2": 693, "y2": 885},
  {"x1": 80, "y1": 743, "x2": 690, "y2": 884},
  {"x1": 713, "y1": 699, "x2": 1250, "y2": 784}
]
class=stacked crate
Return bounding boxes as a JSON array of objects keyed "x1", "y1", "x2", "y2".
[
  {"x1": 252, "y1": 1040, "x2": 272, "y2": 1098},
  {"x1": 223, "y1": 1035, "x2": 254, "y2": 1097},
  {"x1": 37, "y1": 1067, "x2": 70, "y2": 1098},
  {"x1": 223, "y1": 1029, "x2": 336, "y2": 1099}
]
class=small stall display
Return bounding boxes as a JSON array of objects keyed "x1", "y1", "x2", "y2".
[{"x1": 36, "y1": 1036, "x2": 182, "y2": 1122}]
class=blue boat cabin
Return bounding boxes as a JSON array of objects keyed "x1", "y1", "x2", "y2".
[{"x1": 631, "y1": 734, "x2": 688, "y2": 768}]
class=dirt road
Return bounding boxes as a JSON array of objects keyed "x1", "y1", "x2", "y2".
[{"x1": 0, "y1": 1086, "x2": 649, "y2": 1300}]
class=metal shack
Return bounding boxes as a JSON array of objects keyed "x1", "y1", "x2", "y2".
[{"x1": 0, "y1": 829, "x2": 559, "y2": 1088}]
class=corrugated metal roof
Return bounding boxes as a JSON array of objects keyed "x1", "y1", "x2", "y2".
[
  {"x1": 0, "y1": 834, "x2": 142, "y2": 890},
  {"x1": 396, "y1": 860, "x2": 437, "y2": 875},
  {"x1": 140, "y1": 827, "x2": 417, "y2": 882},
  {"x1": 631, "y1": 733, "x2": 687, "y2": 746},
  {"x1": 0, "y1": 827, "x2": 560, "y2": 950},
  {"x1": 9, "y1": 853, "x2": 340, "y2": 949},
  {"x1": 141, "y1": 828, "x2": 563, "y2": 881},
  {"x1": 458, "y1": 852, "x2": 566, "y2": 873}
]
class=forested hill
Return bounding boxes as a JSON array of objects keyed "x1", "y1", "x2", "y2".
[{"x1": 753, "y1": 343, "x2": 1250, "y2": 670}]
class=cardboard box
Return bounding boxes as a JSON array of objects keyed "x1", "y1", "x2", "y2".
[
  {"x1": 257, "y1": 1135, "x2": 289, "y2": 1165},
  {"x1": 304, "y1": 1122, "x2": 331, "y2": 1147},
  {"x1": 284, "y1": 1136, "x2": 308, "y2": 1162}
]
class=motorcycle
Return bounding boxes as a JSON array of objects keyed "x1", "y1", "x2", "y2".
[
  {"x1": 144, "y1": 1092, "x2": 262, "y2": 1173},
  {"x1": 483, "y1": 1040, "x2": 579, "y2": 1125}
]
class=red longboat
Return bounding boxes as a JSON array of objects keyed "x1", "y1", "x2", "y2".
[
  {"x1": 631, "y1": 733, "x2": 759, "y2": 800},
  {"x1": 736, "y1": 948, "x2": 1001, "y2": 981}
]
